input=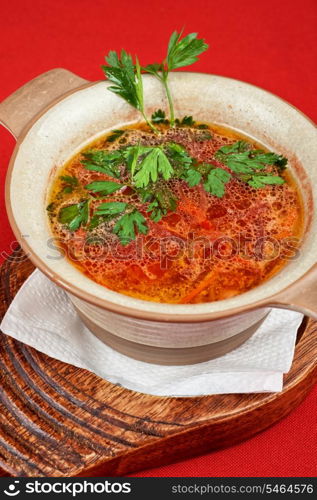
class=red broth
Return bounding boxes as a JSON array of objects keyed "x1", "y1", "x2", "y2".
[{"x1": 47, "y1": 124, "x2": 303, "y2": 303}]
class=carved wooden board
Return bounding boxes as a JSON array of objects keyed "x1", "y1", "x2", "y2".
[{"x1": 0, "y1": 248, "x2": 316, "y2": 477}]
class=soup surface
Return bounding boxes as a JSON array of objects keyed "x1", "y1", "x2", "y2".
[{"x1": 47, "y1": 123, "x2": 303, "y2": 303}]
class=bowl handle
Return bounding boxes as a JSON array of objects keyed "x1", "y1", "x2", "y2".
[
  {"x1": 0, "y1": 68, "x2": 89, "y2": 139},
  {"x1": 267, "y1": 264, "x2": 317, "y2": 319}
]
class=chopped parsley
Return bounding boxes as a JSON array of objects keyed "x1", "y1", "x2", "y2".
[{"x1": 54, "y1": 133, "x2": 287, "y2": 245}]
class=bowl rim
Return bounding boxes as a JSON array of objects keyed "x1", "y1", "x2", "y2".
[{"x1": 5, "y1": 71, "x2": 317, "y2": 322}]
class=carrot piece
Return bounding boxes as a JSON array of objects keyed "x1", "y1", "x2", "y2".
[{"x1": 179, "y1": 271, "x2": 216, "y2": 304}]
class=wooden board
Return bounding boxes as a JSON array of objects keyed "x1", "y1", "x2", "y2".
[{"x1": 0, "y1": 248, "x2": 316, "y2": 477}]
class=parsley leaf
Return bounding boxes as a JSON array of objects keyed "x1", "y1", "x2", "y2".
[
  {"x1": 82, "y1": 149, "x2": 123, "y2": 178},
  {"x1": 85, "y1": 180, "x2": 123, "y2": 195},
  {"x1": 147, "y1": 203, "x2": 164, "y2": 222},
  {"x1": 182, "y1": 168, "x2": 202, "y2": 187},
  {"x1": 123, "y1": 143, "x2": 144, "y2": 178},
  {"x1": 96, "y1": 201, "x2": 127, "y2": 216},
  {"x1": 102, "y1": 50, "x2": 157, "y2": 133},
  {"x1": 215, "y1": 141, "x2": 288, "y2": 186},
  {"x1": 248, "y1": 175, "x2": 285, "y2": 188},
  {"x1": 58, "y1": 200, "x2": 89, "y2": 231},
  {"x1": 88, "y1": 202, "x2": 128, "y2": 230},
  {"x1": 204, "y1": 168, "x2": 231, "y2": 198},
  {"x1": 58, "y1": 204, "x2": 79, "y2": 224},
  {"x1": 194, "y1": 162, "x2": 214, "y2": 176},
  {"x1": 60, "y1": 175, "x2": 79, "y2": 186},
  {"x1": 215, "y1": 141, "x2": 288, "y2": 173},
  {"x1": 88, "y1": 214, "x2": 103, "y2": 230},
  {"x1": 151, "y1": 109, "x2": 169, "y2": 124},
  {"x1": 145, "y1": 185, "x2": 177, "y2": 222},
  {"x1": 217, "y1": 141, "x2": 249, "y2": 154},
  {"x1": 102, "y1": 50, "x2": 141, "y2": 109},
  {"x1": 167, "y1": 31, "x2": 209, "y2": 70},
  {"x1": 132, "y1": 147, "x2": 174, "y2": 188},
  {"x1": 164, "y1": 142, "x2": 205, "y2": 187},
  {"x1": 218, "y1": 152, "x2": 263, "y2": 174},
  {"x1": 107, "y1": 129, "x2": 125, "y2": 143},
  {"x1": 144, "y1": 63, "x2": 164, "y2": 77},
  {"x1": 59, "y1": 175, "x2": 79, "y2": 194},
  {"x1": 272, "y1": 155, "x2": 288, "y2": 172},
  {"x1": 165, "y1": 142, "x2": 193, "y2": 173},
  {"x1": 113, "y1": 210, "x2": 148, "y2": 245},
  {"x1": 175, "y1": 115, "x2": 195, "y2": 127}
]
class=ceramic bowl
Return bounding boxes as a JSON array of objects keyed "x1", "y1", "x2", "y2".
[{"x1": 1, "y1": 69, "x2": 316, "y2": 364}]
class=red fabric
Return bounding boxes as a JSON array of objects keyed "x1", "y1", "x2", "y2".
[{"x1": 0, "y1": 0, "x2": 316, "y2": 477}]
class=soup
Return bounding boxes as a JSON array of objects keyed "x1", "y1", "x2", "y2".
[{"x1": 47, "y1": 123, "x2": 303, "y2": 304}]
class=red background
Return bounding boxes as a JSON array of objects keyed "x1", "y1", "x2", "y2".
[{"x1": 0, "y1": 0, "x2": 316, "y2": 477}]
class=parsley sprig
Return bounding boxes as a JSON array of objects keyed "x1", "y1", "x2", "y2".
[
  {"x1": 145, "y1": 31, "x2": 208, "y2": 126},
  {"x1": 102, "y1": 30, "x2": 208, "y2": 130}
]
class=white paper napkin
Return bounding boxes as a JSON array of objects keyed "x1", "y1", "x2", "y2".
[{"x1": 0, "y1": 270, "x2": 303, "y2": 396}]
